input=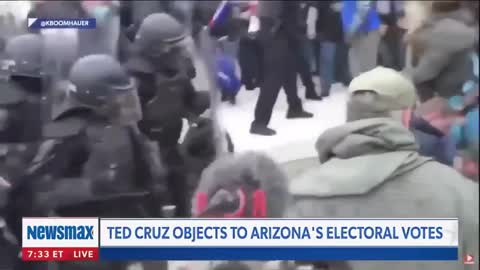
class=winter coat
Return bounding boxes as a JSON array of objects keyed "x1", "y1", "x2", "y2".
[
  {"x1": 216, "y1": 52, "x2": 241, "y2": 95},
  {"x1": 405, "y1": 8, "x2": 478, "y2": 101},
  {"x1": 285, "y1": 118, "x2": 479, "y2": 270},
  {"x1": 314, "y1": 1, "x2": 344, "y2": 42}
]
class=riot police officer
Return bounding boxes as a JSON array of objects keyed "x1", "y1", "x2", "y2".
[
  {"x1": 0, "y1": 34, "x2": 47, "y2": 270},
  {"x1": 0, "y1": 33, "x2": 45, "y2": 188},
  {"x1": 6, "y1": 54, "x2": 169, "y2": 270},
  {"x1": 125, "y1": 12, "x2": 210, "y2": 217}
]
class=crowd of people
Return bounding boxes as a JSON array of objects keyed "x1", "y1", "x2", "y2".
[{"x1": 0, "y1": 0, "x2": 479, "y2": 270}]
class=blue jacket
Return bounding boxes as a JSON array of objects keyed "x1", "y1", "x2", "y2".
[
  {"x1": 341, "y1": 0, "x2": 381, "y2": 34},
  {"x1": 216, "y1": 52, "x2": 241, "y2": 95}
]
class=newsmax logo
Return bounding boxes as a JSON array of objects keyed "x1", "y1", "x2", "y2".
[
  {"x1": 26, "y1": 225, "x2": 94, "y2": 240},
  {"x1": 22, "y1": 218, "x2": 98, "y2": 247}
]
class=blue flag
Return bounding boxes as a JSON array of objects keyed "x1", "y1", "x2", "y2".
[{"x1": 209, "y1": 0, "x2": 232, "y2": 30}]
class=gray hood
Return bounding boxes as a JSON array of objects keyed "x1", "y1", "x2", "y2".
[{"x1": 290, "y1": 118, "x2": 431, "y2": 197}]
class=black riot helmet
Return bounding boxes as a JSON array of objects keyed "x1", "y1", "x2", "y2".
[
  {"x1": 127, "y1": 13, "x2": 191, "y2": 73},
  {"x1": 2, "y1": 34, "x2": 44, "y2": 78},
  {"x1": 135, "y1": 12, "x2": 187, "y2": 56},
  {"x1": 67, "y1": 54, "x2": 142, "y2": 125}
]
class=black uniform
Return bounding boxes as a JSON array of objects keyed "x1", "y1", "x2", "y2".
[
  {"x1": 5, "y1": 54, "x2": 168, "y2": 270},
  {"x1": 125, "y1": 13, "x2": 210, "y2": 217},
  {"x1": 251, "y1": 1, "x2": 313, "y2": 136},
  {"x1": 0, "y1": 34, "x2": 45, "y2": 196}
]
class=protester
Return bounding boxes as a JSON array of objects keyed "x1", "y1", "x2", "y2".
[
  {"x1": 190, "y1": 151, "x2": 290, "y2": 270},
  {"x1": 120, "y1": 0, "x2": 169, "y2": 39},
  {"x1": 216, "y1": 45, "x2": 242, "y2": 104},
  {"x1": 238, "y1": 34, "x2": 263, "y2": 90},
  {"x1": 403, "y1": 97, "x2": 458, "y2": 166},
  {"x1": 404, "y1": 0, "x2": 478, "y2": 102},
  {"x1": 342, "y1": 0, "x2": 381, "y2": 77},
  {"x1": 309, "y1": 1, "x2": 344, "y2": 97},
  {"x1": 251, "y1": 1, "x2": 313, "y2": 136},
  {"x1": 297, "y1": 2, "x2": 321, "y2": 100},
  {"x1": 285, "y1": 67, "x2": 479, "y2": 270},
  {"x1": 238, "y1": 0, "x2": 263, "y2": 90},
  {"x1": 377, "y1": 0, "x2": 406, "y2": 71}
]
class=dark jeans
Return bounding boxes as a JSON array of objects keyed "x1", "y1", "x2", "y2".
[
  {"x1": 378, "y1": 26, "x2": 406, "y2": 71},
  {"x1": 302, "y1": 38, "x2": 318, "y2": 73},
  {"x1": 318, "y1": 41, "x2": 337, "y2": 96},
  {"x1": 238, "y1": 37, "x2": 263, "y2": 89},
  {"x1": 296, "y1": 39, "x2": 316, "y2": 94},
  {"x1": 334, "y1": 41, "x2": 352, "y2": 86},
  {"x1": 254, "y1": 36, "x2": 302, "y2": 126}
]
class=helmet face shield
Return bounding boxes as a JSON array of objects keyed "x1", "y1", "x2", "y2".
[{"x1": 100, "y1": 79, "x2": 143, "y2": 126}]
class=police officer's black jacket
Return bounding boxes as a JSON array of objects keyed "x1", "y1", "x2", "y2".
[
  {"x1": 257, "y1": 1, "x2": 305, "y2": 44},
  {"x1": 0, "y1": 80, "x2": 43, "y2": 183},
  {"x1": 127, "y1": 65, "x2": 209, "y2": 152},
  {"x1": 5, "y1": 109, "x2": 168, "y2": 235}
]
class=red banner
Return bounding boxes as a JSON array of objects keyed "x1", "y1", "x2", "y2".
[{"x1": 22, "y1": 247, "x2": 98, "y2": 261}]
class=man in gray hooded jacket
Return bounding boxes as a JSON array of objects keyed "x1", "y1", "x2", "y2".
[
  {"x1": 285, "y1": 66, "x2": 479, "y2": 270},
  {"x1": 404, "y1": 0, "x2": 478, "y2": 102}
]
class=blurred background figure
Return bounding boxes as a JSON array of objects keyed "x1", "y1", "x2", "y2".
[
  {"x1": 404, "y1": 97, "x2": 459, "y2": 166},
  {"x1": 296, "y1": 2, "x2": 321, "y2": 101},
  {"x1": 236, "y1": 0, "x2": 264, "y2": 91},
  {"x1": 377, "y1": 0, "x2": 406, "y2": 71},
  {"x1": 169, "y1": 0, "x2": 195, "y2": 36},
  {"x1": 120, "y1": 0, "x2": 169, "y2": 41},
  {"x1": 308, "y1": 1, "x2": 344, "y2": 98},
  {"x1": 342, "y1": 0, "x2": 381, "y2": 77},
  {"x1": 1, "y1": 1, "x2": 31, "y2": 38},
  {"x1": 78, "y1": 1, "x2": 121, "y2": 57},
  {"x1": 216, "y1": 44, "x2": 241, "y2": 105},
  {"x1": 401, "y1": 0, "x2": 479, "y2": 180},
  {"x1": 404, "y1": 0, "x2": 477, "y2": 102},
  {"x1": 250, "y1": 1, "x2": 313, "y2": 136}
]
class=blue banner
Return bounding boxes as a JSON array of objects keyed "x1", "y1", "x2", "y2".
[
  {"x1": 99, "y1": 247, "x2": 458, "y2": 261},
  {"x1": 27, "y1": 18, "x2": 96, "y2": 29}
]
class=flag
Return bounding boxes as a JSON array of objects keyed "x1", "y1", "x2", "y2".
[{"x1": 209, "y1": 0, "x2": 232, "y2": 30}]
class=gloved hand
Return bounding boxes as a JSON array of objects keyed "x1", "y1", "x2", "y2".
[{"x1": 182, "y1": 117, "x2": 216, "y2": 158}]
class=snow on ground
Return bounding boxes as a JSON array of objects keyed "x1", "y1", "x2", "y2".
[
  {"x1": 217, "y1": 82, "x2": 347, "y2": 163},
  {"x1": 192, "y1": 54, "x2": 348, "y2": 164}
]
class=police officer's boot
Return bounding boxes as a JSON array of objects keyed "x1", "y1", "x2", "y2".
[
  {"x1": 250, "y1": 122, "x2": 276, "y2": 136},
  {"x1": 286, "y1": 109, "x2": 314, "y2": 119}
]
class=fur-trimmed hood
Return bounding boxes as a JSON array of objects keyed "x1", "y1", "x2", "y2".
[{"x1": 192, "y1": 151, "x2": 289, "y2": 218}]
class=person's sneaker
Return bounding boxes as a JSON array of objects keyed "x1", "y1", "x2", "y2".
[
  {"x1": 286, "y1": 109, "x2": 314, "y2": 119},
  {"x1": 250, "y1": 123, "x2": 277, "y2": 136}
]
